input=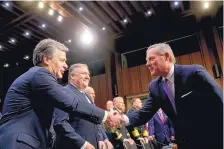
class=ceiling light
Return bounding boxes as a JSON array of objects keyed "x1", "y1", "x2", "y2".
[
  {"x1": 41, "y1": 24, "x2": 46, "y2": 28},
  {"x1": 5, "y1": 2, "x2": 9, "y2": 7},
  {"x1": 147, "y1": 10, "x2": 152, "y2": 16},
  {"x1": 24, "y1": 55, "x2": 30, "y2": 60},
  {"x1": 16, "y1": 62, "x2": 19, "y2": 66},
  {"x1": 102, "y1": 27, "x2": 106, "y2": 31},
  {"x1": 9, "y1": 38, "x2": 16, "y2": 44},
  {"x1": 25, "y1": 31, "x2": 30, "y2": 36},
  {"x1": 174, "y1": 1, "x2": 179, "y2": 6},
  {"x1": 48, "y1": 9, "x2": 54, "y2": 16},
  {"x1": 81, "y1": 29, "x2": 93, "y2": 45},
  {"x1": 3, "y1": 63, "x2": 9, "y2": 68},
  {"x1": 0, "y1": 45, "x2": 2, "y2": 49},
  {"x1": 57, "y1": 15, "x2": 63, "y2": 22},
  {"x1": 203, "y1": 2, "x2": 210, "y2": 9},
  {"x1": 79, "y1": 7, "x2": 83, "y2": 11},
  {"x1": 123, "y1": 19, "x2": 127, "y2": 23},
  {"x1": 68, "y1": 39, "x2": 72, "y2": 43},
  {"x1": 38, "y1": 2, "x2": 44, "y2": 9}
]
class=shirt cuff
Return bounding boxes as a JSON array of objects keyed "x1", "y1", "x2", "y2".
[
  {"x1": 102, "y1": 111, "x2": 108, "y2": 123},
  {"x1": 122, "y1": 115, "x2": 130, "y2": 126},
  {"x1": 81, "y1": 141, "x2": 88, "y2": 149}
]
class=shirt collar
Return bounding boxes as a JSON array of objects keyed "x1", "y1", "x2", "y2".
[{"x1": 163, "y1": 65, "x2": 174, "y2": 82}]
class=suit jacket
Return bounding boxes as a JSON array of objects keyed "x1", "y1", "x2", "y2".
[
  {"x1": 148, "y1": 112, "x2": 174, "y2": 143},
  {"x1": 53, "y1": 84, "x2": 104, "y2": 149},
  {"x1": 127, "y1": 64, "x2": 223, "y2": 149},
  {"x1": 0, "y1": 66, "x2": 105, "y2": 149}
]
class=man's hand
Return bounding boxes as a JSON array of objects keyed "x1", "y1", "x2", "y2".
[
  {"x1": 106, "y1": 110, "x2": 124, "y2": 128},
  {"x1": 138, "y1": 137, "x2": 149, "y2": 144},
  {"x1": 124, "y1": 138, "x2": 135, "y2": 145},
  {"x1": 104, "y1": 139, "x2": 113, "y2": 149},
  {"x1": 85, "y1": 142, "x2": 95, "y2": 149},
  {"x1": 148, "y1": 135, "x2": 154, "y2": 141},
  {"x1": 170, "y1": 136, "x2": 175, "y2": 141},
  {"x1": 98, "y1": 141, "x2": 106, "y2": 149}
]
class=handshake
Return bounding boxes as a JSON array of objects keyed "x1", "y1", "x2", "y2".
[{"x1": 104, "y1": 110, "x2": 126, "y2": 128}]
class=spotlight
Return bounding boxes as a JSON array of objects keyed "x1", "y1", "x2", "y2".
[
  {"x1": 25, "y1": 31, "x2": 30, "y2": 36},
  {"x1": 24, "y1": 55, "x2": 30, "y2": 60},
  {"x1": 38, "y1": 2, "x2": 44, "y2": 9},
  {"x1": 3, "y1": 63, "x2": 9, "y2": 68},
  {"x1": 57, "y1": 15, "x2": 63, "y2": 22},
  {"x1": 5, "y1": 2, "x2": 9, "y2": 7},
  {"x1": 48, "y1": 9, "x2": 54, "y2": 16},
  {"x1": 81, "y1": 29, "x2": 93, "y2": 45},
  {"x1": 203, "y1": 2, "x2": 210, "y2": 9},
  {"x1": 174, "y1": 1, "x2": 179, "y2": 6},
  {"x1": 41, "y1": 24, "x2": 46, "y2": 28},
  {"x1": 123, "y1": 19, "x2": 127, "y2": 23},
  {"x1": 79, "y1": 7, "x2": 83, "y2": 11},
  {"x1": 102, "y1": 27, "x2": 106, "y2": 31},
  {"x1": 0, "y1": 45, "x2": 2, "y2": 49},
  {"x1": 68, "y1": 39, "x2": 72, "y2": 43},
  {"x1": 9, "y1": 38, "x2": 16, "y2": 44}
]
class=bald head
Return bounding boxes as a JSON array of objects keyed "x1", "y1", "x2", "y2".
[
  {"x1": 85, "y1": 86, "x2": 95, "y2": 103},
  {"x1": 106, "y1": 100, "x2": 114, "y2": 111}
]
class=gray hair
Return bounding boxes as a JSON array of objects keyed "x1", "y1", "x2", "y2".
[
  {"x1": 68, "y1": 63, "x2": 88, "y2": 81},
  {"x1": 146, "y1": 43, "x2": 176, "y2": 64},
  {"x1": 33, "y1": 39, "x2": 69, "y2": 66},
  {"x1": 113, "y1": 97, "x2": 123, "y2": 104}
]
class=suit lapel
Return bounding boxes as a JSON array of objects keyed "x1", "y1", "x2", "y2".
[
  {"x1": 67, "y1": 84, "x2": 90, "y2": 104},
  {"x1": 174, "y1": 65, "x2": 184, "y2": 107}
]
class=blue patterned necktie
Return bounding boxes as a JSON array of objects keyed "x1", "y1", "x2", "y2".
[{"x1": 163, "y1": 78, "x2": 177, "y2": 113}]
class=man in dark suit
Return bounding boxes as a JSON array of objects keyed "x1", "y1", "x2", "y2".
[
  {"x1": 53, "y1": 64, "x2": 108, "y2": 149},
  {"x1": 0, "y1": 39, "x2": 120, "y2": 149},
  {"x1": 148, "y1": 108, "x2": 175, "y2": 147},
  {"x1": 85, "y1": 86, "x2": 114, "y2": 149},
  {"x1": 121, "y1": 43, "x2": 223, "y2": 149}
]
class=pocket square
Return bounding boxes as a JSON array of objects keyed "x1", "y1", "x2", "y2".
[{"x1": 181, "y1": 91, "x2": 193, "y2": 98}]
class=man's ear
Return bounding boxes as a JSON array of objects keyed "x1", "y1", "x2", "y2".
[
  {"x1": 164, "y1": 52, "x2": 170, "y2": 61},
  {"x1": 43, "y1": 55, "x2": 51, "y2": 65}
]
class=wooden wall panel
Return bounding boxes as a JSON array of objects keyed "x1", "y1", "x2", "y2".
[
  {"x1": 129, "y1": 66, "x2": 141, "y2": 94},
  {"x1": 139, "y1": 65, "x2": 150, "y2": 92},
  {"x1": 213, "y1": 27, "x2": 223, "y2": 72},
  {"x1": 115, "y1": 53, "x2": 124, "y2": 97},
  {"x1": 190, "y1": 52, "x2": 204, "y2": 66},
  {"x1": 179, "y1": 54, "x2": 191, "y2": 65},
  {"x1": 122, "y1": 68, "x2": 131, "y2": 96},
  {"x1": 98, "y1": 74, "x2": 107, "y2": 109}
]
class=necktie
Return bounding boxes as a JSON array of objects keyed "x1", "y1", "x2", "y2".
[
  {"x1": 163, "y1": 78, "x2": 177, "y2": 113},
  {"x1": 82, "y1": 92, "x2": 91, "y2": 104},
  {"x1": 158, "y1": 113, "x2": 165, "y2": 124}
]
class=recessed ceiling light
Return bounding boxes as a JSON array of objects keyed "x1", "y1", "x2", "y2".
[
  {"x1": 102, "y1": 27, "x2": 106, "y2": 30},
  {"x1": 3, "y1": 63, "x2": 9, "y2": 68},
  {"x1": 0, "y1": 45, "x2": 2, "y2": 49},
  {"x1": 25, "y1": 31, "x2": 30, "y2": 36},
  {"x1": 9, "y1": 38, "x2": 16, "y2": 44},
  {"x1": 68, "y1": 39, "x2": 72, "y2": 43},
  {"x1": 41, "y1": 24, "x2": 46, "y2": 28},
  {"x1": 5, "y1": 2, "x2": 9, "y2": 7},
  {"x1": 203, "y1": 2, "x2": 210, "y2": 9},
  {"x1": 123, "y1": 19, "x2": 127, "y2": 23},
  {"x1": 79, "y1": 7, "x2": 83, "y2": 11},
  {"x1": 174, "y1": 1, "x2": 179, "y2": 6},
  {"x1": 38, "y1": 2, "x2": 44, "y2": 9},
  {"x1": 57, "y1": 15, "x2": 63, "y2": 22},
  {"x1": 147, "y1": 10, "x2": 152, "y2": 15},
  {"x1": 24, "y1": 55, "x2": 30, "y2": 60},
  {"x1": 48, "y1": 9, "x2": 54, "y2": 16}
]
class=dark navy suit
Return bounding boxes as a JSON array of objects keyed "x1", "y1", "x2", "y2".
[
  {"x1": 0, "y1": 66, "x2": 105, "y2": 149},
  {"x1": 127, "y1": 64, "x2": 223, "y2": 149},
  {"x1": 148, "y1": 112, "x2": 174, "y2": 144},
  {"x1": 53, "y1": 84, "x2": 104, "y2": 149}
]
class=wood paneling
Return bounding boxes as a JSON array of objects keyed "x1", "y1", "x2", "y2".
[
  {"x1": 190, "y1": 51, "x2": 204, "y2": 66},
  {"x1": 115, "y1": 53, "x2": 124, "y2": 97},
  {"x1": 213, "y1": 27, "x2": 223, "y2": 72},
  {"x1": 179, "y1": 54, "x2": 191, "y2": 65},
  {"x1": 129, "y1": 66, "x2": 141, "y2": 94},
  {"x1": 122, "y1": 68, "x2": 131, "y2": 96},
  {"x1": 139, "y1": 65, "x2": 150, "y2": 92},
  {"x1": 98, "y1": 74, "x2": 107, "y2": 109}
]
